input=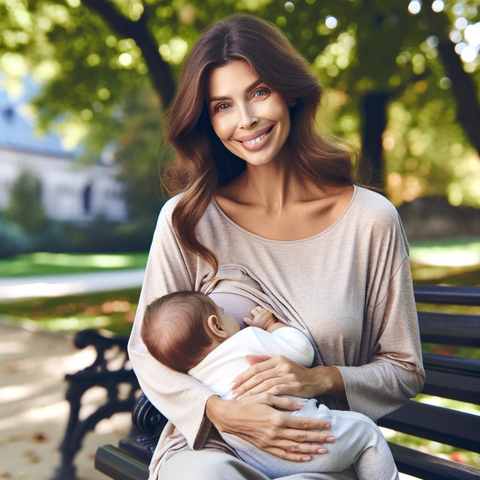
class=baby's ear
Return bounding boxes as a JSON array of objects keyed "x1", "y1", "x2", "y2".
[{"x1": 206, "y1": 314, "x2": 227, "y2": 338}]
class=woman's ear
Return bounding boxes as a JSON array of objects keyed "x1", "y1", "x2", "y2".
[
  {"x1": 206, "y1": 314, "x2": 228, "y2": 339},
  {"x1": 289, "y1": 97, "x2": 296, "y2": 107}
]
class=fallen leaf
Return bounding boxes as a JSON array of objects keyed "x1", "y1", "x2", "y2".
[
  {"x1": 32, "y1": 432, "x2": 48, "y2": 443},
  {"x1": 3, "y1": 363, "x2": 19, "y2": 373}
]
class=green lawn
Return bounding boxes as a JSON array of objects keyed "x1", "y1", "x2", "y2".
[
  {"x1": 1, "y1": 237, "x2": 480, "y2": 280},
  {"x1": 0, "y1": 288, "x2": 141, "y2": 336},
  {"x1": 0, "y1": 252, "x2": 149, "y2": 278}
]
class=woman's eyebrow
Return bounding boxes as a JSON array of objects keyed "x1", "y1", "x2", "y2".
[{"x1": 208, "y1": 78, "x2": 264, "y2": 105}]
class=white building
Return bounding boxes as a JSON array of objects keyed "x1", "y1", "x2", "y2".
[{"x1": 0, "y1": 81, "x2": 127, "y2": 223}]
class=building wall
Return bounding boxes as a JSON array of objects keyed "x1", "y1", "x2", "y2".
[{"x1": 0, "y1": 147, "x2": 127, "y2": 223}]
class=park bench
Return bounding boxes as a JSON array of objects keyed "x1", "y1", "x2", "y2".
[{"x1": 87, "y1": 285, "x2": 480, "y2": 480}]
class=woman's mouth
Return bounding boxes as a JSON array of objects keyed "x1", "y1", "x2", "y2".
[{"x1": 238, "y1": 125, "x2": 274, "y2": 152}]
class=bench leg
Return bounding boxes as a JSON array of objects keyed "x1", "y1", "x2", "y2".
[{"x1": 50, "y1": 329, "x2": 140, "y2": 480}]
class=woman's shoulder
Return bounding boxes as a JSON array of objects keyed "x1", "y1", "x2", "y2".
[
  {"x1": 157, "y1": 192, "x2": 187, "y2": 223},
  {"x1": 353, "y1": 186, "x2": 401, "y2": 228}
]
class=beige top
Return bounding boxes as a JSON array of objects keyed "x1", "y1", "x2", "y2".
[{"x1": 127, "y1": 185, "x2": 426, "y2": 479}]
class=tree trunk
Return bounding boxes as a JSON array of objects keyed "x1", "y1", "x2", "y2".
[
  {"x1": 360, "y1": 92, "x2": 390, "y2": 189},
  {"x1": 437, "y1": 39, "x2": 480, "y2": 156}
]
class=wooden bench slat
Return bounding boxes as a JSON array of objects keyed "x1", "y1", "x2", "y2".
[
  {"x1": 379, "y1": 401, "x2": 480, "y2": 453},
  {"x1": 95, "y1": 445, "x2": 148, "y2": 480},
  {"x1": 418, "y1": 312, "x2": 480, "y2": 347},
  {"x1": 388, "y1": 442, "x2": 480, "y2": 480},
  {"x1": 421, "y1": 353, "x2": 480, "y2": 404},
  {"x1": 423, "y1": 353, "x2": 480, "y2": 377},
  {"x1": 414, "y1": 286, "x2": 480, "y2": 306},
  {"x1": 423, "y1": 369, "x2": 480, "y2": 404}
]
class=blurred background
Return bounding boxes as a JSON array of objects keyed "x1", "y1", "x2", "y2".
[{"x1": 0, "y1": 0, "x2": 479, "y2": 479}]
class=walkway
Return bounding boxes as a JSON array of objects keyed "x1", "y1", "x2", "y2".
[
  {"x1": 0, "y1": 269, "x2": 145, "y2": 301},
  {"x1": 0, "y1": 322, "x2": 131, "y2": 480}
]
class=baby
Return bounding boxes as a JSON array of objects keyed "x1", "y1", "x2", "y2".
[{"x1": 141, "y1": 290, "x2": 399, "y2": 480}]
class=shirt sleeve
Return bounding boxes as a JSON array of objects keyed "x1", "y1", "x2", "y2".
[
  {"x1": 127, "y1": 198, "x2": 217, "y2": 449},
  {"x1": 335, "y1": 256, "x2": 426, "y2": 421}
]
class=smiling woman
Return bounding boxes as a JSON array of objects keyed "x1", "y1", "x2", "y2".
[{"x1": 128, "y1": 12, "x2": 425, "y2": 480}]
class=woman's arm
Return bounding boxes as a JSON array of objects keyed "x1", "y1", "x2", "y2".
[
  {"x1": 128, "y1": 197, "x2": 218, "y2": 449},
  {"x1": 230, "y1": 257, "x2": 425, "y2": 421},
  {"x1": 335, "y1": 257, "x2": 425, "y2": 421}
]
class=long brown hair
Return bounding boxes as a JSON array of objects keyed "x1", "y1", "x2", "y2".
[{"x1": 161, "y1": 13, "x2": 368, "y2": 276}]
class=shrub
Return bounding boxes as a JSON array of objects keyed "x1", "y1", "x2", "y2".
[{"x1": 0, "y1": 218, "x2": 32, "y2": 258}]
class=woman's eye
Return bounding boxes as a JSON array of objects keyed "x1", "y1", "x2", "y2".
[
  {"x1": 215, "y1": 103, "x2": 229, "y2": 112},
  {"x1": 254, "y1": 88, "x2": 269, "y2": 97},
  {"x1": 214, "y1": 103, "x2": 228, "y2": 112}
]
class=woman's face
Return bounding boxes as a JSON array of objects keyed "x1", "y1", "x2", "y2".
[{"x1": 206, "y1": 60, "x2": 294, "y2": 167}]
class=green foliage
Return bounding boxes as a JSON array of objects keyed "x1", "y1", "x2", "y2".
[
  {"x1": 4, "y1": 169, "x2": 48, "y2": 235},
  {"x1": 0, "y1": 217, "x2": 32, "y2": 258},
  {"x1": 1, "y1": 0, "x2": 479, "y2": 209},
  {"x1": 106, "y1": 87, "x2": 169, "y2": 220}
]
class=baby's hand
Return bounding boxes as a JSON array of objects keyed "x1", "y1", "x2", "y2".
[{"x1": 244, "y1": 306, "x2": 277, "y2": 331}]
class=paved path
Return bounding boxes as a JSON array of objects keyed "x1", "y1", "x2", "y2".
[
  {"x1": 0, "y1": 322, "x2": 131, "y2": 480},
  {"x1": 0, "y1": 269, "x2": 145, "y2": 301}
]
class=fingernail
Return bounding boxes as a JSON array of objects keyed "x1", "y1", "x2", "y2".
[
  {"x1": 325, "y1": 423, "x2": 332, "y2": 429},
  {"x1": 326, "y1": 437, "x2": 335, "y2": 443},
  {"x1": 229, "y1": 382, "x2": 236, "y2": 390},
  {"x1": 295, "y1": 402, "x2": 304, "y2": 408},
  {"x1": 317, "y1": 447, "x2": 327, "y2": 453},
  {"x1": 302, "y1": 456, "x2": 311, "y2": 462},
  {"x1": 231, "y1": 392, "x2": 239, "y2": 400}
]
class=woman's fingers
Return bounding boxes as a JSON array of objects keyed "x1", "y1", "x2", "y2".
[
  {"x1": 261, "y1": 444, "x2": 328, "y2": 462},
  {"x1": 266, "y1": 439, "x2": 329, "y2": 455},
  {"x1": 231, "y1": 357, "x2": 280, "y2": 392},
  {"x1": 262, "y1": 446, "x2": 313, "y2": 462},
  {"x1": 237, "y1": 376, "x2": 287, "y2": 398}
]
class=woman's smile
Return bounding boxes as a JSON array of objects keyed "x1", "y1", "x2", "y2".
[{"x1": 236, "y1": 124, "x2": 275, "y2": 152}]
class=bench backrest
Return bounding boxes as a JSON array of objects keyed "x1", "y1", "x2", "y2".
[{"x1": 378, "y1": 285, "x2": 480, "y2": 478}]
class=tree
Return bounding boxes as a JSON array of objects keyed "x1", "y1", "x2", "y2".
[
  {"x1": 5, "y1": 169, "x2": 48, "y2": 234},
  {"x1": 1, "y1": 0, "x2": 479, "y2": 197}
]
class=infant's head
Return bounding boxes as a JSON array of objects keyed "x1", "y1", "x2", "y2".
[{"x1": 141, "y1": 291, "x2": 240, "y2": 373}]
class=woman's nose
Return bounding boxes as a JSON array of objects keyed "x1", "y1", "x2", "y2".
[{"x1": 237, "y1": 103, "x2": 258, "y2": 128}]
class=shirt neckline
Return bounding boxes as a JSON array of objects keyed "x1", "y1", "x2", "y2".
[{"x1": 210, "y1": 184, "x2": 358, "y2": 244}]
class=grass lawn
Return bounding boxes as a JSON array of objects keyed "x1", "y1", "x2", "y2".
[
  {"x1": 0, "y1": 288, "x2": 141, "y2": 336},
  {"x1": 1, "y1": 238, "x2": 480, "y2": 280},
  {"x1": 0, "y1": 252, "x2": 148, "y2": 278}
]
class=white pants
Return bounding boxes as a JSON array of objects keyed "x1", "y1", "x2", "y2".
[{"x1": 221, "y1": 400, "x2": 398, "y2": 480}]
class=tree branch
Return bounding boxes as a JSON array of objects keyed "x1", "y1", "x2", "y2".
[{"x1": 81, "y1": 0, "x2": 176, "y2": 107}]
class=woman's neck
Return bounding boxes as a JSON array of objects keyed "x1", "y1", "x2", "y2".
[{"x1": 230, "y1": 160, "x2": 328, "y2": 213}]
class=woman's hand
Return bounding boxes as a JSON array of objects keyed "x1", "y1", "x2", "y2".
[
  {"x1": 206, "y1": 394, "x2": 335, "y2": 462},
  {"x1": 231, "y1": 355, "x2": 346, "y2": 400}
]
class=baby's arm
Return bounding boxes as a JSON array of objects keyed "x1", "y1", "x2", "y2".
[{"x1": 244, "y1": 306, "x2": 286, "y2": 333}]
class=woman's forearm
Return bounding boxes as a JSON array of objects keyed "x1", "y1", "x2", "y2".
[
  {"x1": 205, "y1": 395, "x2": 229, "y2": 431},
  {"x1": 312, "y1": 365, "x2": 347, "y2": 401}
]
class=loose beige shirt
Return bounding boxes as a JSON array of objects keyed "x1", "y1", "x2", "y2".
[{"x1": 127, "y1": 185, "x2": 426, "y2": 479}]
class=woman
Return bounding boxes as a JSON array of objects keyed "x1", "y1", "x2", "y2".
[{"x1": 128, "y1": 12, "x2": 425, "y2": 480}]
